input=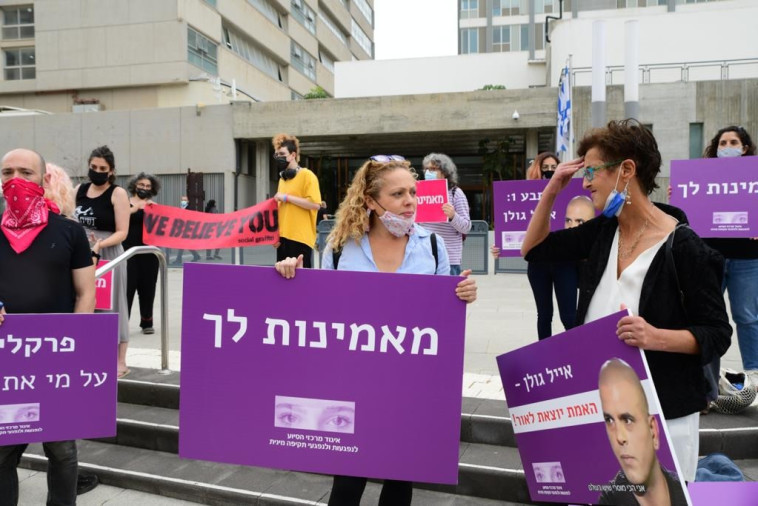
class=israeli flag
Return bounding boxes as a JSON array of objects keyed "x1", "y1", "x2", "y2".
[{"x1": 556, "y1": 66, "x2": 571, "y2": 154}]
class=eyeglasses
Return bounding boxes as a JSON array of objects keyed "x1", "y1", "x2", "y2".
[
  {"x1": 370, "y1": 155, "x2": 406, "y2": 162},
  {"x1": 581, "y1": 160, "x2": 623, "y2": 182}
]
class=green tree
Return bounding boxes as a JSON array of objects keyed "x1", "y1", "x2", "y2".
[
  {"x1": 303, "y1": 86, "x2": 329, "y2": 99},
  {"x1": 480, "y1": 84, "x2": 506, "y2": 90}
]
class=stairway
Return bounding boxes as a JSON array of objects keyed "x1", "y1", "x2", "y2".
[{"x1": 20, "y1": 367, "x2": 758, "y2": 505}]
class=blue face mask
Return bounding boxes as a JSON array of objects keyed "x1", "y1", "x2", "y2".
[
  {"x1": 424, "y1": 170, "x2": 438, "y2": 180},
  {"x1": 717, "y1": 147, "x2": 743, "y2": 158},
  {"x1": 602, "y1": 168, "x2": 629, "y2": 218}
]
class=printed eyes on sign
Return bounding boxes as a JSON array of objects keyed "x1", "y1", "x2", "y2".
[
  {"x1": 15, "y1": 406, "x2": 38, "y2": 422},
  {"x1": 323, "y1": 415, "x2": 353, "y2": 430},
  {"x1": 277, "y1": 412, "x2": 301, "y2": 426}
]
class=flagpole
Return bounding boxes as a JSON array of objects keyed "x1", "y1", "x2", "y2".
[{"x1": 568, "y1": 54, "x2": 574, "y2": 160}]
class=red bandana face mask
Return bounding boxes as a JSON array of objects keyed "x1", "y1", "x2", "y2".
[{"x1": 1, "y1": 177, "x2": 60, "y2": 253}]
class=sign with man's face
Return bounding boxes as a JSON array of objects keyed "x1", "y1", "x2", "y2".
[{"x1": 496, "y1": 311, "x2": 691, "y2": 505}]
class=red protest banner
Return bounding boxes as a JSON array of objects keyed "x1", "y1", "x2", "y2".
[
  {"x1": 143, "y1": 199, "x2": 279, "y2": 249},
  {"x1": 416, "y1": 179, "x2": 449, "y2": 223}
]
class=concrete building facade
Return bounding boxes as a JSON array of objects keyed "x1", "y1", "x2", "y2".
[{"x1": 0, "y1": 0, "x2": 374, "y2": 114}]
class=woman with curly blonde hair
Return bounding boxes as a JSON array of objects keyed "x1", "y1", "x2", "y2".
[
  {"x1": 275, "y1": 155, "x2": 477, "y2": 506},
  {"x1": 43, "y1": 163, "x2": 76, "y2": 218}
]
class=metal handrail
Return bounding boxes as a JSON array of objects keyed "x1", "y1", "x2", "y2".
[
  {"x1": 95, "y1": 246, "x2": 170, "y2": 374},
  {"x1": 572, "y1": 57, "x2": 758, "y2": 84}
]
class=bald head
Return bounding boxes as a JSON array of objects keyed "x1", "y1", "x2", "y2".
[
  {"x1": 565, "y1": 195, "x2": 595, "y2": 228},
  {"x1": 1, "y1": 149, "x2": 47, "y2": 186},
  {"x1": 598, "y1": 358, "x2": 649, "y2": 414}
]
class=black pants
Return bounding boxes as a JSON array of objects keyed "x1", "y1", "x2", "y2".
[
  {"x1": 276, "y1": 237, "x2": 313, "y2": 268},
  {"x1": 527, "y1": 261, "x2": 578, "y2": 340},
  {"x1": 328, "y1": 476, "x2": 412, "y2": 506},
  {"x1": 126, "y1": 254, "x2": 160, "y2": 328}
]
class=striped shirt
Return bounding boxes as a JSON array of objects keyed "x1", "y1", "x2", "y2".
[{"x1": 419, "y1": 187, "x2": 471, "y2": 265}]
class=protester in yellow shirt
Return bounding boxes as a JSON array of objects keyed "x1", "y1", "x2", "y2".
[{"x1": 272, "y1": 133, "x2": 321, "y2": 268}]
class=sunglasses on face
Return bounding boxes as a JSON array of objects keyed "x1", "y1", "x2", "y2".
[
  {"x1": 581, "y1": 160, "x2": 623, "y2": 182},
  {"x1": 369, "y1": 155, "x2": 406, "y2": 162}
]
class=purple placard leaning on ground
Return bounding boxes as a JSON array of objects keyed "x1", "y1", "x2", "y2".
[
  {"x1": 497, "y1": 311, "x2": 691, "y2": 505},
  {"x1": 670, "y1": 157, "x2": 758, "y2": 238},
  {"x1": 493, "y1": 179, "x2": 590, "y2": 257},
  {"x1": 179, "y1": 263, "x2": 467, "y2": 484},
  {"x1": 0, "y1": 313, "x2": 119, "y2": 445}
]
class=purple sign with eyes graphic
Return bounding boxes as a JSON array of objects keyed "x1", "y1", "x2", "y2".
[
  {"x1": 493, "y1": 179, "x2": 592, "y2": 257},
  {"x1": 0, "y1": 313, "x2": 118, "y2": 445},
  {"x1": 497, "y1": 311, "x2": 691, "y2": 505},
  {"x1": 670, "y1": 157, "x2": 758, "y2": 238},
  {"x1": 179, "y1": 263, "x2": 467, "y2": 484}
]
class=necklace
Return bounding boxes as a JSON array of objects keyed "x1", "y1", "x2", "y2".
[{"x1": 618, "y1": 219, "x2": 649, "y2": 260}]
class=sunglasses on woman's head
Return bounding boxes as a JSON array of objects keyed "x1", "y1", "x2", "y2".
[{"x1": 369, "y1": 155, "x2": 406, "y2": 162}]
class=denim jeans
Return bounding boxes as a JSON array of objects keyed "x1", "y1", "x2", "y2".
[
  {"x1": 0, "y1": 441, "x2": 77, "y2": 506},
  {"x1": 724, "y1": 258, "x2": 758, "y2": 371},
  {"x1": 449, "y1": 264, "x2": 461, "y2": 276},
  {"x1": 527, "y1": 261, "x2": 579, "y2": 340}
]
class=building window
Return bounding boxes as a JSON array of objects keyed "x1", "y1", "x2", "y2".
[
  {"x1": 319, "y1": 50, "x2": 335, "y2": 73},
  {"x1": 460, "y1": 28, "x2": 478, "y2": 54},
  {"x1": 223, "y1": 26, "x2": 282, "y2": 81},
  {"x1": 689, "y1": 123, "x2": 704, "y2": 159},
  {"x1": 492, "y1": 26, "x2": 510, "y2": 52},
  {"x1": 460, "y1": 0, "x2": 479, "y2": 19},
  {"x1": 291, "y1": 41, "x2": 316, "y2": 80},
  {"x1": 519, "y1": 23, "x2": 544, "y2": 51},
  {"x1": 4, "y1": 47, "x2": 35, "y2": 80},
  {"x1": 188, "y1": 27, "x2": 218, "y2": 74},
  {"x1": 353, "y1": 0, "x2": 374, "y2": 26},
  {"x1": 248, "y1": 0, "x2": 282, "y2": 28},
  {"x1": 619, "y1": 0, "x2": 666, "y2": 6},
  {"x1": 203, "y1": 0, "x2": 217, "y2": 7},
  {"x1": 492, "y1": 0, "x2": 519, "y2": 16},
  {"x1": 318, "y1": 10, "x2": 348, "y2": 45},
  {"x1": 291, "y1": 0, "x2": 316, "y2": 35},
  {"x1": 351, "y1": 20, "x2": 372, "y2": 56},
  {"x1": 2, "y1": 5, "x2": 34, "y2": 40}
]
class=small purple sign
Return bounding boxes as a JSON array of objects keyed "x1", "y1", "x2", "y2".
[
  {"x1": 0, "y1": 313, "x2": 118, "y2": 445},
  {"x1": 179, "y1": 263, "x2": 467, "y2": 484},
  {"x1": 497, "y1": 311, "x2": 691, "y2": 505},
  {"x1": 689, "y1": 482, "x2": 758, "y2": 506},
  {"x1": 493, "y1": 179, "x2": 591, "y2": 257},
  {"x1": 670, "y1": 157, "x2": 758, "y2": 238}
]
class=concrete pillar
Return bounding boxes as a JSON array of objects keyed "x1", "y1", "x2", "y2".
[
  {"x1": 624, "y1": 20, "x2": 639, "y2": 120},
  {"x1": 591, "y1": 20, "x2": 606, "y2": 128}
]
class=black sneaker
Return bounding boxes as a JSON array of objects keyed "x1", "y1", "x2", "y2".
[{"x1": 77, "y1": 472, "x2": 99, "y2": 495}]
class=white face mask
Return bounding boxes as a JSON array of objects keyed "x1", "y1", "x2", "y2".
[
  {"x1": 374, "y1": 201, "x2": 416, "y2": 237},
  {"x1": 424, "y1": 170, "x2": 438, "y2": 180},
  {"x1": 717, "y1": 147, "x2": 743, "y2": 158}
]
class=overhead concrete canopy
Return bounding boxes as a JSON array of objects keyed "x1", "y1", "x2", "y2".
[{"x1": 231, "y1": 89, "x2": 558, "y2": 157}]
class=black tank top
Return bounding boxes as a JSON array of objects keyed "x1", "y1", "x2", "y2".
[{"x1": 75, "y1": 183, "x2": 117, "y2": 232}]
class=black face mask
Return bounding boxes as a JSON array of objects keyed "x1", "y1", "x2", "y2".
[
  {"x1": 274, "y1": 156, "x2": 290, "y2": 172},
  {"x1": 89, "y1": 168, "x2": 109, "y2": 186},
  {"x1": 541, "y1": 170, "x2": 555, "y2": 180},
  {"x1": 136, "y1": 189, "x2": 152, "y2": 199}
]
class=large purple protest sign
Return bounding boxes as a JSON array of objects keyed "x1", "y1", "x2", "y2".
[
  {"x1": 670, "y1": 157, "x2": 758, "y2": 238},
  {"x1": 179, "y1": 263, "x2": 466, "y2": 484},
  {"x1": 0, "y1": 313, "x2": 118, "y2": 445},
  {"x1": 497, "y1": 311, "x2": 691, "y2": 505},
  {"x1": 493, "y1": 179, "x2": 591, "y2": 257}
]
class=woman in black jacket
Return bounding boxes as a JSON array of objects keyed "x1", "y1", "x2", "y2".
[{"x1": 521, "y1": 119, "x2": 731, "y2": 483}]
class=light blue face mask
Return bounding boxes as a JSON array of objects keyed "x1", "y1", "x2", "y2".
[
  {"x1": 602, "y1": 168, "x2": 629, "y2": 218},
  {"x1": 424, "y1": 170, "x2": 438, "y2": 180},
  {"x1": 717, "y1": 147, "x2": 744, "y2": 158}
]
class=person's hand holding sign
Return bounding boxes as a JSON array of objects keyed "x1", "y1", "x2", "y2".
[
  {"x1": 275, "y1": 255, "x2": 303, "y2": 279},
  {"x1": 442, "y1": 202, "x2": 455, "y2": 219}
]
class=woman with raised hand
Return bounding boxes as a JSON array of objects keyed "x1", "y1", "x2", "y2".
[
  {"x1": 275, "y1": 154, "x2": 476, "y2": 506},
  {"x1": 521, "y1": 119, "x2": 731, "y2": 483}
]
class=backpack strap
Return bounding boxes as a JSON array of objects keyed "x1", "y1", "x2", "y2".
[
  {"x1": 332, "y1": 248, "x2": 342, "y2": 270},
  {"x1": 430, "y1": 233, "x2": 438, "y2": 273}
]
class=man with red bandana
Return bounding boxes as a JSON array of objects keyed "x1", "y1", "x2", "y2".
[{"x1": 0, "y1": 148, "x2": 95, "y2": 506}]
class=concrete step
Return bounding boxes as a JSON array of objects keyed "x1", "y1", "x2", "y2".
[{"x1": 20, "y1": 440, "x2": 532, "y2": 506}]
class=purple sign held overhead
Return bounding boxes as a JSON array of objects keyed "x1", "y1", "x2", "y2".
[
  {"x1": 179, "y1": 263, "x2": 467, "y2": 484},
  {"x1": 493, "y1": 179, "x2": 591, "y2": 257},
  {"x1": 0, "y1": 313, "x2": 118, "y2": 445},
  {"x1": 670, "y1": 157, "x2": 758, "y2": 238},
  {"x1": 497, "y1": 311, "x2": 691, "y2": 505}
]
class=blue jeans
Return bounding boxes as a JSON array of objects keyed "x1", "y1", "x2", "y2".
[
  {"x1": 527, "y1": 261, "x2": 578, "y2": 340},
  {"x1": 0, "y1": 441, "x2": 77, "y2": 506},
  {"x1": 724, "y1": 259, "x2": 758, "y2": 370},
  {"x1": 449, "y1": 264, "x2": 461, "y2": 276}
]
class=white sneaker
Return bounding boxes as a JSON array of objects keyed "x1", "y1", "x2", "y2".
[{"x1": 746, "y1": 370, "x2": 758, "y2": 393}]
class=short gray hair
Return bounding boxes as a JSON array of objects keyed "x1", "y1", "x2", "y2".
[{"x1": 422, "y1": 153, "x2": 458, "y2": 187}]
